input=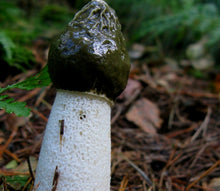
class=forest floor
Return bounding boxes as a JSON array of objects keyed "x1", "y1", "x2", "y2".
[{"x1": 0, "y1": 40, "x2": 220, "y2": 191}]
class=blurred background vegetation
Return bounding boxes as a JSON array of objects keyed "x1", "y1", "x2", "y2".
[{"x1": 1, "y1": 0, "x2": 220, "y2": 81}]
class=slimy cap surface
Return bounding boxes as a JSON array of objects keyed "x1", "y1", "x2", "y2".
[{"x1": 48, "y1": 0, "x2": 130, "y2": 100}]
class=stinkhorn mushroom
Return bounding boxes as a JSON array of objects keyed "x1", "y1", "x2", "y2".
[{"x1": 34, "y1": 0, "x2": 130, "y2": 190}]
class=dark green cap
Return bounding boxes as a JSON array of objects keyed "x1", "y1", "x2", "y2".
[{"x1": 48, "y1": 0, "x2": 130, "y2": 100}]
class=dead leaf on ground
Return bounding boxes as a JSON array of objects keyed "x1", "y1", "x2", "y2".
[
  {"x1": 118, "y1": 78, "x2": 142, "y2": 101},
  {"x1": 206, "y1": 177, "x2": 220, "y2": 191},
  {"x1": 5, "y1": 114, "x2": 28, "y2": 131},
  {"x1": 14, "y1": 156, "x2": 38, "y2": 172},
  {"x1": 126, "y1": 98, "x2": 163, "y2": 134}
]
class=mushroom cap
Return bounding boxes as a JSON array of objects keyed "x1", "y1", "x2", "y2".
[{"x1": 48, "y1": 0, "x2": 130, "y2": 100}]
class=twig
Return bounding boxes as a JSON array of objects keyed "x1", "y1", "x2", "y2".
[
  {"x1": 35, "y1": 85, "x2": 52, "y2": 107},
  {"x1": 27, "y1": 156, "x2": 35, "y2": 181},
  {"x1": 191, "y1": 107, "x2": 212, "y2": 143},
  {"x1": 0, "y1": 176, "x2": 7, "y2": 191},
  {"x1": 30, "y1": 107, "x2": 48, "y2": 122},
  {"x1": 171, "y1": 178, "x2": 210, "y2": 190},
  {"x1": 159, "y1": 149, "x2": 182, "y2": 188},
  {"x1": 142, "y1": 180, "x2": 148, "y2": 191},
  {"x1": 0, "y1": 125, "x2": 19, "y2": 158},
  {"x1": 31, "y1": 182, "x2": 40, "y2": 191},
  {"x1": 168, "y1": 94, "x2": 180, "y2": 129},
  {"x1": 4, "y1": 149, "x2": 21, "y2": 163},
  {"x1": 165, "y1": 123, "x2": 197, "y2": 138},
  {"x1": 178, "y1": 90, "x2": 220, "y2": 99},
  {"x1": 40, "y1": 99, "x2": 52, "y2": 110},
  {"x1": 111, "y1": 105, "x2": 123, "y2": 125},
  {"x1": 0, "y1": 169, "x2": 30, "y2": 176},
  {"x1": 172, "y1": 182, "x2": 184, "y2": 191},
  {"x1": 189, "y1": 143, "x2": 210, "y2": 168},
  {"x1": 18, "y1": 88, "x2": 41, "y2": 102},
  {"x1": 120, "y1": 153, "x2": 153, "y2": 187},
  {"x1": 22, "y1": 177, "x2": 33, "y2": 191},
  {"x1": 186, "y1": 160, "x2": 220, "y2": 190},
  {"x1": 118, "y1": 176, "x2": 129, "y2": 191}
]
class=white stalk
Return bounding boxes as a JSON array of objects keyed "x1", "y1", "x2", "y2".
[{"x1": 35, "y1": 89, "x2": 112, "y2": 191}]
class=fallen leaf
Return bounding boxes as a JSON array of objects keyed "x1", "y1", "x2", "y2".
[
  {"x1": 191, "y1": 56, "x2": 214, "y2": 70},
  {"x1": 128, "y1": 43, "x2": 146, "y2": 59},
  {"x1": 14, "y1": 156, "x2": 38, "y2": 172},
  {"x1": 5, "y1": 160, "x2": 18, "y2": 170},
  {"x1": 126, "y1": 98, "x2": 162, "y2": 134},
  {"x1": 206, "y1": 177, "x2": 220, "y2": 191},
  {"x1": 5, "y1": 114, "x2": 28, "y2": 131},
  {"x1": 128, "y1": 43, "x2": 157, "y2": 59},
  {"x1": 118, "y1": 79, "x2": 142, "y2": 101}
]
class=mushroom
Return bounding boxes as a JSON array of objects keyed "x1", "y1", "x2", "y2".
[{"x1": 34, "y1": 0, "x2": 130, "y2": 190}]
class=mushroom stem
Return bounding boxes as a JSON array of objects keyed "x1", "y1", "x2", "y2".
[{"x1": 35, "y1": 90, "x2": 112, "y2": 190}]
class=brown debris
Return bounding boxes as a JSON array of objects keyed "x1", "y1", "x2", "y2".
[
  {"x1": 51, "y1": 166, "x2": 59, "y2": 191},
  {"x1": 0, "y1": 40, "x2": 220, "y2": 191},
  {"x1": 126, "y1": 98, "x2": 163, "y2": 134}
]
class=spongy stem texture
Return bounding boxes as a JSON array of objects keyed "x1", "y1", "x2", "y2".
[{"x1": 34, "y1": 90, "x2": 111, "y2": 191}]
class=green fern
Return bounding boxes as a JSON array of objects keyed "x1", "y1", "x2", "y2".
[
  {"x1": 0, "y1": 95, "x2": 30, "y2": 117},
  {"x1": 136, "y1": 4, "x2": 219, "y2": 40},
  {"x1": 0, "y1": 1, "x2": 23, "y2": 25},
  {"x1": 0, "y1": 66, "x2": 51, "y2": 94},
  {"x1": 0, "y1": 66, "x2": 51, "y2": 116},
  {"x1": 4, "y1": 175, "x2": 30, "y2": 190},
  {"x1": 0, "y1": 31, "x2": 15, "y2": 61},
  {"x1": 132, "y1": 3, "x2": 220, "y2": 55},
  {"x1": 0, "y1": 31, "x2": 34, "y2": 71}
]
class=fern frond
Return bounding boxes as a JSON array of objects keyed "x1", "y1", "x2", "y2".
[
  {"x1": 135, "y1": 3, "x2": 220, "y2": 46},
  {"x1": 0, "y1": 95, "x2": 30, "y2": 117},
  {"x1": 0, "y1": 66, "x2": 51, "y2": 116},
  {"x1": 0, "y1": 66, "x2": 51, "y2": 94},
  {"x1": 0, "y1": 31, "x2": 15, "y2": 60}
]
